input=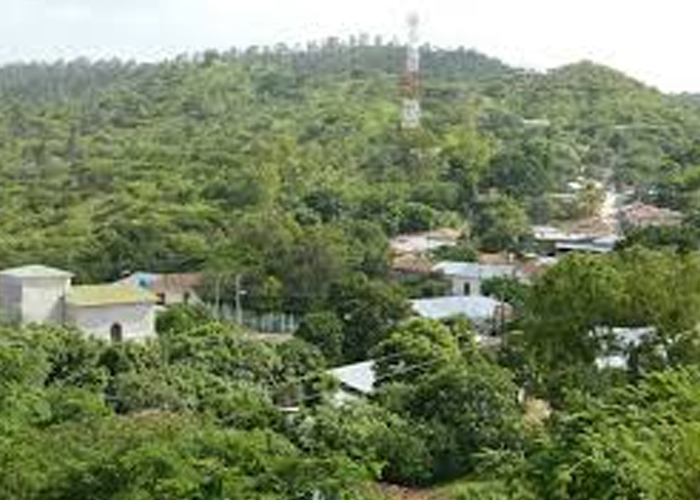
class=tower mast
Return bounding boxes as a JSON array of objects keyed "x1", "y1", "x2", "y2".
[{"x1": 401, "y1": 12, "x2": 421, "y2": 130}]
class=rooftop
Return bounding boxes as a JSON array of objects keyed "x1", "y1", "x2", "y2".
[
  {"x1": 329, "y1": 360, "x2": 376, "y2": 395},
  {"x1": 389, "y1": 228, "x2": 461, "y2": 255},
  {"x1": 411, "y1": 296, "x2": 506, "y2": 322},
  {"x1": 66, "y1": 285, "x2": 157, "y2": 307},
  {"x1": 0, "y1": 265, "x2": 74, "y2": 279}
]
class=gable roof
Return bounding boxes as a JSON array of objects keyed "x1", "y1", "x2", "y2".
[
  {"x1": 66, "y1": 285, "x2": 157, "y2": 307},
  {"x1": 0, "y1": 265, "x2": 73, "y2": 279},
  {"x1": 411, "y1": 296, "x2": 505, "y2": 322}
]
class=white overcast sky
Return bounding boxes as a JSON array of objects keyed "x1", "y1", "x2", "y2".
[{"x1": 1, "y1": 0, "x2": 698, "y2": 92}]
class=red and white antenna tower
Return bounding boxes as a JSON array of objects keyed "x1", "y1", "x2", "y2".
[{"x1": 401, "y1": 12, "x2": 421, "y2": 130}]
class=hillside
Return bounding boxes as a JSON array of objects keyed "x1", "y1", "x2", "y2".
[{"x1": 1, "y1": 42, "x2": 700, "y2": 311}]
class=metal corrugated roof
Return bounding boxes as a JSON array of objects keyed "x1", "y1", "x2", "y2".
[
  {"x1": 411, "y1": 296, "x2": 503, "y2": 321},
  {"x1": 0, "y1": 265, "x2": 73, "y2": 279},
  {"x1": 329, "y1": 360, "x2": 376, "y2": 395},
  {"x1": 66, "y1": 285, "x2": 157, "y2": 307}
]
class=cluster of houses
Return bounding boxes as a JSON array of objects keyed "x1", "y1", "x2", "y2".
[
  {"x1": 0, "y1": 265, "x2": 202, "y2": 342},
  {"x1": 331, "y1": 197, "x2": 683, "y2": 404},
  {"x1": 1, "y1": 194, "x2": 682, "y2": 406}
]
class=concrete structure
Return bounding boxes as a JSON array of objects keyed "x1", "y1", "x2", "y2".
[
  {"x1": 0, "y1": 264, "x2": 157, "y2": 342},
  {"x1": 0, "y1": 265, "x2": 73, "y2": 324},
  {"x1": 66, "y1": 285, "x2": 157, "y2": 342},
  {"x1": 433, "y1": 261, "x2": 519, "y2": 296}
]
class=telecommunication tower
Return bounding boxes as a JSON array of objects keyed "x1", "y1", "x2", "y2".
[{"x1": 401, "y1": 12, "x2": 421, "y2": 130}]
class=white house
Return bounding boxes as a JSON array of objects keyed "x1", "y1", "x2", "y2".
[
  {"x1": 66, "y1": 285, "x2": 157, "y2": 342},
  {"x1": 433, "y1": 261, "x2": 520, "y2": 297},
  {"x1": 592, "y1": 326, "x2": 657, "y2": 370},
  {"x1": 0, "y1": 264, "x2": 157, "y2": 342}
]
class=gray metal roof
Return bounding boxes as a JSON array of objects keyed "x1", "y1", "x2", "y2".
[
  {"x1": 329, "y1": 360, "x2": 376, "y2": 395},
  {"x1": 0, "y1": 265, "x2": 73, "y2": 279},
  {"x1": 433, "y1": 261, "x2": 517, "y2": 280},
  {"x1": 411, "y1": 296, "x2": 504, "y2": 321}
]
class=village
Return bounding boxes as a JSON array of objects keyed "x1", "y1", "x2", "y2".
[{"x1": 0, "y1": 180, "x2": 682, "y2": 406}]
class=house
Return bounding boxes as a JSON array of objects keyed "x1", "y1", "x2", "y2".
[
  {"x1": 389, "y1": 228, "x2": 461, "y2": 256},
  {"x1": 433, "y1": 261, "x2": 520, "y2": 296},
  {"x1": 390, "y1": 253, "x2": 435, "y2": 276},
  {"x1": 0, "y1": 264, "x2": 157, "y2": 342},
  {"x1": 620, "y1": 202, "x2": 683, "y2": 229},
  {"x1": 66, "y1": 285, "x2": 157, "y2": 342},
  {"x1": 117, "y1": 272, "x2": 203, "y2": 306},
  {"x1": 555, "y1": 235, "x2": 619, "y2": 255},
  {"x1": 410, "y1": 296, "x2": 511, "y2": 332},
  {"x1": 592, "y1": 326, "x2": 657, "y2": 370},
  {"x1": 328, "y1": 360, "x2": 376, "y2": 406}
]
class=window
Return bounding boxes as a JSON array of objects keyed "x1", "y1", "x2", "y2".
[
  {"x1": 463, "y1": 282, "x2": 472, "y2": 296},
  {"x1": 183, "y1": 291, "x2": 191, "y2": 304},
  {"x1": 156, "y1": 293, "x2": 166, "y2": 305},
  {"x1": 110, "y1": 323, "x2": 123, "y2": 343}
]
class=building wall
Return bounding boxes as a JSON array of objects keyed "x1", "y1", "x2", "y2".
[
  {"x1": 450, "y1": 277, "x2": 481, "y2": 297},
  {"x1": 0, "y1": 277, "x2": 23, "y2": 322},
  {"x1": 21, "y1": 277, "x2": 72, "y2": 324},
  {"x1": 67, "y1": 303, "x2": 156, "y2": 342}
]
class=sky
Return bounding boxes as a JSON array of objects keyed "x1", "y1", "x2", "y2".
[{"x1": 1, "y1": 0, "x2": 698, "y2": 93}]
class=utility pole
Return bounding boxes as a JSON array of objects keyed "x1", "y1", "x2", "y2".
[{"x1": 234, "y1": 273, "x2": 244, "y2": 326}]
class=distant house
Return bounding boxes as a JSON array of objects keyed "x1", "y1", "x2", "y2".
[
  {"x1": 390, "y1": 253, "x2": 435, "y2": 277},
  {"x1": 410, "y1": 296, "x2": 510, "y2": 333},
  {"x1": 0, "y1": 265, "x2": 157, "y2": 342},
  {"x1": 433, "y1": 261, "x2": 520, "y2": 296},
  {"x1": 328, "y1": 360, "x2": 376, "y2": 406},
  {"x1": 117, "y1": 272, "x2": 203, "y2": 307},
  {"x1": 555, "y1": 235, "x2": 619, "y2": 255},
  {"x1": 620, "y1": 202, "x2": 683, "y2": 229},
  {"x1": 592, "y1": 326, "x2": 657, "y2": 370},
  {"x1": 389, "y1": 228, "x2": 461, "y2": 256}
]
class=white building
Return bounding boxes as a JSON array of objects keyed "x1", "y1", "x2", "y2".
[
  {"x1": 0, "y1": 265, "x2": 157, "y2": 342},
  {"x1": 433, "y1": 261, "x2": 520, "y2": 296}
]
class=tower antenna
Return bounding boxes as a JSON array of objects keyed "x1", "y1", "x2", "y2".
[{"x1": 401, "y1": 12, "x2": 421, "y2": 130}]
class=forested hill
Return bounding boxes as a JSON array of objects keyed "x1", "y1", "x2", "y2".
[{"x1": 1, "y1": 41, "x2": 700, "y2": 312}]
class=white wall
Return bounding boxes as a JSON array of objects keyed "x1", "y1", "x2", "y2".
[
  {"x1": 450, "y1": 276, "x2": 481, "y2": 297},
  {"x1": 67, "y1": 303, "x2": 156, "y2": 342},
  {"x1": 0, "y1": 276, "x2": 70, "y2": 325},
  {"x1": 21, "y1": 277, "x2": 71, "y2": 324},
  {"x1": 0, "y1": 277, "x2": 23, "y2": 322}
]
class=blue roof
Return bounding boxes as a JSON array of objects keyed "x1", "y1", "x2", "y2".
[{"x1": 410, "y1": 296, "x2": 504, "y2": 322}]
